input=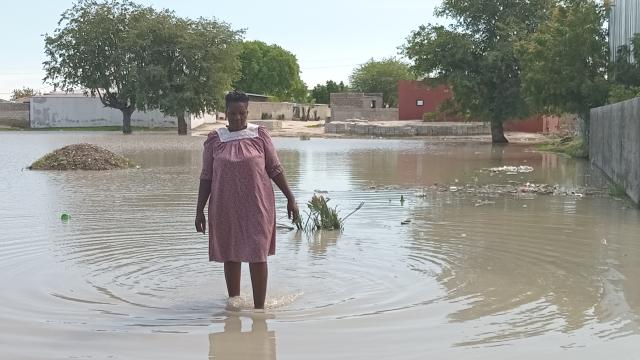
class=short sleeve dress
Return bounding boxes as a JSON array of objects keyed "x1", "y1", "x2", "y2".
[{"x1": 200, "y1": 124, "x2": 283, "y2": 263}]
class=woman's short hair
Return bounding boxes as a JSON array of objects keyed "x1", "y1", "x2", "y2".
[{"x1": 225, "y1": 90, "x2": 250, "y2": 109}]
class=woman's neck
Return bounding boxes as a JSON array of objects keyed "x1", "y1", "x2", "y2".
[{"x1": 227, "y1": 123, "x2": 247, "y2": 132}]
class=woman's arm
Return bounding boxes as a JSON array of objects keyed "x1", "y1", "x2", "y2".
[
  {"x1": 272, "y1": 173, "x2": 299, "y2": 221},
  {"x1": 195, "y1": 180, "x2": 211, "y2": 234}
]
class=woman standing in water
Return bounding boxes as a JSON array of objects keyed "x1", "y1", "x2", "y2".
[{"x1": 195, "y1": 90, "x2": 299, "y2": 309}]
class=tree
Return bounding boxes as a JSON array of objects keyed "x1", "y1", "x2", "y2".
[
  {"x1": 234, "y1": 41, "x2": 304, "y2": 101},
  {"x1": 404, "y1": 0, "x2": 551, "y2": 143},
  {"x1": 349, "y1": 58, "x2": 414, "y2": 107},
  {"x1": 518, "y1": 0, "x2": 609, "y2": 140},
  {"x1": 310, "y1": 80, "x2": 349, "y2": 104},
  {"x1": 10, "y1": 87, "x2": 38, "y2": 101},
  {"x1": 44, "y1": 0, "x2": 159, "y2": 134},
  {"x1": 138, "y1": 14, "x2": 242, "y2": 134}
]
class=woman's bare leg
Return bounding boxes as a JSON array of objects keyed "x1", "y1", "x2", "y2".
[
  {"x1": 249, "y1": 262, "x2": 268, "y2": 309},
  {"x1": 224, "y1": 262, "x2": 241, "y2": 297}
]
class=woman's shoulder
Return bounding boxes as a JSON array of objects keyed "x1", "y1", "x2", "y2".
[{"x1": 204, "y1": 130, "x2": 221, "y2": 146}]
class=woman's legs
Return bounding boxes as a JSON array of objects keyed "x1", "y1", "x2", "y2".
[
  {"x1": 249, "y1": 262, "x2": 268, "y2": 309},
  {"x1": 224, "y1": 261, "x2": 241, "y2": 297}
]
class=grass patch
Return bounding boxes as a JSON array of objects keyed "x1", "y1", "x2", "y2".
[
  {"x1": 608, "y1": 183, "x2": 627, "y2": 198},
  {"x1": 293, "y1": 194, "x2": 364, "y2": 232},
  {"x1": 537, "y1": 137, "x2": 588, "y2": 158}
]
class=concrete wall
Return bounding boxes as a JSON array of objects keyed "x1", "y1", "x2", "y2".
[
  {"x1": 190, "y1": 112, "x2": 216, "y2": 129},
  {"x1": 30, "y1": 96, "x2": 181, "y2": 128},
  {"x1": 247, "y1": 102, "x2": 330, "y2": 121},
  {"x1": 325, "y1": 121, "x2": 490, "y2": 137},
  {"x1": 331, "y1": 108, "x2": 399, "y2": 122},
  {"x1": 330, "y1": 93, "x2": 383, "y2": 109},
  {"x1": 0, "y1": 103, "x2": 29, "y2": 127},
  {"x1": 590, "y1": 98, "x2": 640, "y2": 204}
]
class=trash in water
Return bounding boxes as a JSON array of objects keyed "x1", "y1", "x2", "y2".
[
  {"x1": 314, "y1": 189, "x2": 329, "y2": 194},
  {"x1": 60, "y1": 213, "x2": 70, "y2": 221},
  {"x1": 401, "y1": 219, "x2": 411, "y2": 225},
  {"x1": 487, "y1": 166, "x2": 534, "y2": 174},
  {"x1": 400, "y1": 195, "x2": 405, "y2": 204}
]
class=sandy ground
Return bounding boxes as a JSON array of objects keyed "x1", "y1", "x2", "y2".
[{"x1": 192, "y1": 120, "x2": 550, "y2": 144}]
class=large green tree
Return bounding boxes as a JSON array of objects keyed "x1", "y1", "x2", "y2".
[
  {"x1": 518, "y1": 0, "x2": 609, "y2": 139},
  {"x1": 138, "y1": 13, "x2": 242, "y2": 134},
  {"x1": 234, "y1": 41, "x2": 304, "y2": 101},
  {"x1": 310, "y1": 80, "x2": 349, "y2": 104},
  {"x1": 44, "y1": 0, "x2": 156, "y2": 134},
  {"x1": 349, "y1": 58, "x2": 414, "y2": 107},
  {"x1": 404, "y1": 0, "x2": 551, "y2": 143}
]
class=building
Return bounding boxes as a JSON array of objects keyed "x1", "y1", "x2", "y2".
[
  {"x1": 329, "y1": 93, "x2": 398, "y2": 122},
  {"x1": 398, "y1": 80, "x2": 454, "y2": 120},
  {"x1": 609, "y1": 0, "x2": 640, "y2": 62}
]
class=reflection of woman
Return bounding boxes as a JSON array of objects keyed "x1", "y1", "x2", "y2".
[
  {"x1": 208, "y1": 316, "x2": 276, "y2": 359},
  {"x1": 195, "y1": 90, "x2": 300, "y2": 309}
]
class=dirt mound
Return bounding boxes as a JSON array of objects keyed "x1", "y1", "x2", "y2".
[{"x1": 29, "y1": 143, "x2": 134, "y2": 170}]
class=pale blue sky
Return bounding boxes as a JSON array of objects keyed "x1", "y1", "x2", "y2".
[{"x1": 0, "y1": 0, "x2": 443, "y2": 100}]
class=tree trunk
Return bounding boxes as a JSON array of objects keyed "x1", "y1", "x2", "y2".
[
  {"x1": 178, "y1": 112, "x2": 188, "y2": 135},
  {"x1": 122, "y1": 109, "x2": 133, "y2": 134},
  {"x1": 491, "y1": 121, "x2": 508, "y2": 144}
]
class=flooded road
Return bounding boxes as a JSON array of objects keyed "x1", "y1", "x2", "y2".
[{"x1": 1, "y1": 132, "x2": 639, "y2": 359}]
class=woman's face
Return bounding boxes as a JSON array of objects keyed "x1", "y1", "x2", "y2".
[{"x1": 226, "y1": 102, "x2": 248, "y2": 129}]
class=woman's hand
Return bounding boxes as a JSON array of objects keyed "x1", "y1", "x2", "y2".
[
  {"x1": 287, "y1": 200, "x2": 300, "y2": 223},
  {"x1": 195, "y1": 211, "x2": 207, "y2": 234}
]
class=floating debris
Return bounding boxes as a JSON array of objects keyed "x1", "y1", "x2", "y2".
[
  {"x1": 401, "y1": 219, "x2": 411, "y2": 225},
  {"x1": 60, "y1": 212, "x2": 70, "y2": 221},
  {"x1": 487, "y1": 166, "x2": 534, "y2": 174}
]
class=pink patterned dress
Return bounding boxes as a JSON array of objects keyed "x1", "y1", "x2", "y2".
[{"x1": 200, "y1": 124, "x2": 283, "y2": 263}]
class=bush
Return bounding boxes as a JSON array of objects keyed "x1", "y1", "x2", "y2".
[
  {"x1": 537, "y1": 137, "x2": 588, "y2": 159},
  {"x1": 422, "y1": 112, "x2": 437, "y2": 122},
  {"x1": 276, "y1": 114, "x2": 285, "y2": 120},
  {"x1": 261, "y1": 112, "x2": 273, "y2": 120}
]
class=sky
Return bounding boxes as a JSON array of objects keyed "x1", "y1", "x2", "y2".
[{"x1": 0, "y1": 0, "x2": 443, "y2": 100}]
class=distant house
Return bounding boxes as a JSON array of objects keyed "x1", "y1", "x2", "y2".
[{"x1": 397, "y1": 80, "x2": 454, "y2": 121}]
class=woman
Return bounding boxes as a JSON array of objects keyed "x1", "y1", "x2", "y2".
[{"x1": 195, "y1": 90, "x2": 299, "y2": 310}]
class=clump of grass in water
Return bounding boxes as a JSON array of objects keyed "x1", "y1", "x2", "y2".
[
  {"x1": 292, "y1": 194, "x2": 363, "y2": 232},
  {"x1": 537, "y1": 137, "x2": 588, "y2": 159},
  {"x1": 608, "y1": 183, "x2": 627, "y2": 198}
]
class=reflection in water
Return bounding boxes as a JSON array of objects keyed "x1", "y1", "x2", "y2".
[{"x1": 209, "y1": 316, "x2": 276, "y2": 360}]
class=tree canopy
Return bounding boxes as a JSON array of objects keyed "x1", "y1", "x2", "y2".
[
  {"x1": 349, "y1": 58, "x2": 414, "y2": 107},
  {"x1": 234, "y1": 41, "x2": 306, "y2": 102},
  {"x1": 310, "y1": 80, "x2": 349, "y2": 104},
  {"x1": 404, "y1": 0, "x2": 552, "y2": 143}
]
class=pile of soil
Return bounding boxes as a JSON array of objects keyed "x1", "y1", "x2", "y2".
[{"x1": 29, "y1": 143, "x2": 134, "y2": 170}]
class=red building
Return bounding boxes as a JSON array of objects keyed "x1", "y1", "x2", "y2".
[{"x1": 398, "y1": 80, "x2": 453, "y2": 120}]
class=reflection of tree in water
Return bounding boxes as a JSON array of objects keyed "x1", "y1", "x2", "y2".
[
  {"x1": 208, "y1": 316, "x2": 276, "y2": 360},
  {"x1": 405, "y1": 197, "x2": 640, "y2": 343}
]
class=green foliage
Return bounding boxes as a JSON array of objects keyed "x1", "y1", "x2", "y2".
[
  {"x1": 139, "y1": 15, "x2": 242, "y2": 134},
  {"x1": 608, "y1": 84, "x2": 640, "y2": 104},
  {"x1": 295, "y1": 195, "x2": 364, "y2": 232},
  {"x1": 423, "y1": 112, "x2": 437, "y2": 122},
  {"x1": 10, "y1": 87, "x2": 38, "y2": 101},
  {"x1": 44, "y1": 0, "x2": 153, "y2": 133},
  {"x1": 537, "y1": 137, "x2": 588, "y2": 158},
  {"x1": 310, "y1": 80, "x2": 349, "y2": 104},
  {"x1": 608, "y1": 183, "x2": 627, "y2": 198},
  {"x1": 404, "y1": 0, "x2": 551, "y2": 143},
  {"x1": 518, "y1": 0, "x2": 609, "y2": 133},
  {"x1": 349, "y1": 58, "x2": 414, "y2": 107},
  {"x1": 234, "y1": 41, "x2": 305, "y2": 101},
  {"x1": 43, "y1": 0, "x2": 242, "y2": 134}
]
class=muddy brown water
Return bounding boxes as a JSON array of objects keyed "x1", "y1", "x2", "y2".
[{"x1": 1, "y1": 132, "x2": 639, "y2": 359}]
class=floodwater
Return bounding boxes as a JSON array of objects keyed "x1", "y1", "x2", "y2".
[{"x1": 1, "y1": 132, "x2": 639, "y2": 360}]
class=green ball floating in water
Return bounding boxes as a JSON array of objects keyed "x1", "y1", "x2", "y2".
[{"x1": 60, "y1": 213, "x2": 70, "y2": 221}]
